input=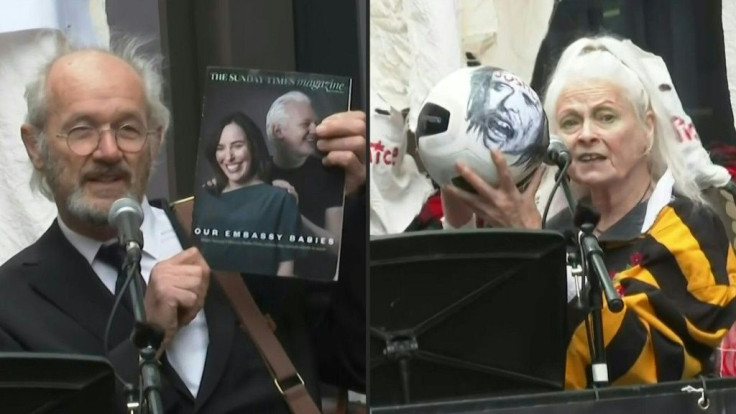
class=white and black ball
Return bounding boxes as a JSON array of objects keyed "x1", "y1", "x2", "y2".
[{"x1": 416, "y1": 66, "x2": 548, "y2": 191}]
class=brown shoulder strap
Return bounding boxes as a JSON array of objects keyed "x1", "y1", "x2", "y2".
[{"x1": 170, "y1": 198, "x2": 321, "y2": 414}]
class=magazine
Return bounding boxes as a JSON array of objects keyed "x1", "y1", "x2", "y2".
[{"x1": 192, "y1": 67, "x2": 351, "y2": 281}]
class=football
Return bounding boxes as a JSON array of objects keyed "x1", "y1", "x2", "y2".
[{"x1": 415, "y1": 66, "x2": 548, "y2": 190}]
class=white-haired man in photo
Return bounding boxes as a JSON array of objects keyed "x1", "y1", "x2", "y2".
[{"x1": 266, "y1": 91, "x2": 364, "y2": 280}]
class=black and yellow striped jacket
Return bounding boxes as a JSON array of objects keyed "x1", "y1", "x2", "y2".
[{"x1": 565, "y1": 196, "x2": 736, "y2": 388}]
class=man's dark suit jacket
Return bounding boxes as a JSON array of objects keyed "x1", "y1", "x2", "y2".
[{"x1": 0, "y1": 194, "x2": 366, "y2": 413}]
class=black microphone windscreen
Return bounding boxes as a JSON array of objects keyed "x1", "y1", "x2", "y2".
[
  {"x1": 573, "y1": 203, "x2": 601, "y2": 228},
  {"x1": 545, "y1": 136, "x2": 570, "y2": 166}
]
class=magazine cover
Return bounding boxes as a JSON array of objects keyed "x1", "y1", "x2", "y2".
[{"x1": 192, "y1": 67, "x2": 351, "y2": 281}]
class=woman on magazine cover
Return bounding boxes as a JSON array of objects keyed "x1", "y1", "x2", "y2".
[{"x1": 195, "y1": 111, "x2": 301, "y2": 277}]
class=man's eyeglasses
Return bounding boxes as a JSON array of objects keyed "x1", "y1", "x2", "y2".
[{"x1": 56, "y1": 125, "x2": 155, "y2": 156}]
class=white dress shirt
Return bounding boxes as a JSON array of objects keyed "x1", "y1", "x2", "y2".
[{"x1": 58, "y1": 197, "x2": 209, "y2": 398}]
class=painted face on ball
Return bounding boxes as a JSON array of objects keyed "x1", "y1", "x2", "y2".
[{"x1": 465, "y1": 67, "x2": 545, "y2": 167}]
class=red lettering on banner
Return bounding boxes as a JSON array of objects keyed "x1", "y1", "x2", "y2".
[
  {"x1": 672, "y1": 116, "x2": 699, "y2": 142},
  {"x1": 371, "y1": 141, "x2": 385, "y2": 164},
  {"x1": 370, "y1": 140, "x2": 399, "y2": 166},
  {"x1": 382, "y1": 147, "x2": 399, "y2": 165}
]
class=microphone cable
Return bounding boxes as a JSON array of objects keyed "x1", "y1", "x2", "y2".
[{"x1": 541, "y1": 157, "x2": 572, "y2": 228}]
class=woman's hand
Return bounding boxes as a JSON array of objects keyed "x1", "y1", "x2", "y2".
[{"x1": 442, "y1": 149, "x2": 545, "y2": 229}]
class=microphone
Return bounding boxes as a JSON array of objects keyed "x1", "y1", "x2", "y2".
[
  {"x1": 545, "y1": 135, "x2": 571, "y2": 168},
  {"x1": 541, "y1": 134, "x2": 576, "y2": 219},
  {"x1": 107, "y1": 198, "x2": 164, "y2": 414},
  {"x1": 108, "y1": 198, "x2": 144, "y2": 258},
  {"x1": 573, "y1": 205, "x2": 624, "y2": 312}
]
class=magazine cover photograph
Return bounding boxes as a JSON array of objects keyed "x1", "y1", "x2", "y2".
[{"x1": 192, "y1": 67, "x2": 351, "y2": 281}]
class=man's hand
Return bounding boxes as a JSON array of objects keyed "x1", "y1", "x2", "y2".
[
  {"x1": 272, "y1": 179, "x2": 299, "y2": 204},
  {"x1": 145, "y1": 247, "x2": 210, "y2": 352},
  {"x1": 205, "y1": 178, "x2": 218, "y2": 190},
  {"x1": 315, "y1": 111, "x2": 366, "y2": 196}
]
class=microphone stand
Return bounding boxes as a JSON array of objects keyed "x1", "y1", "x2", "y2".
[
  {"x1": 555, "y1": 170, "x2": 623, "y2": 388},
  {"x1": 123, "y1": 244, "x2": 164, "y2": 414},
  {"x1": 576, "y1": 223, "x2": 617, "y2": 388}
]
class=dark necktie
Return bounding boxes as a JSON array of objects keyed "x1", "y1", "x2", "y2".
[{"x1": 96, "y1": 242, "x2": 146, "y2": 297}]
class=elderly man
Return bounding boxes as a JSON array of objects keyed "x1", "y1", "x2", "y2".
[
  {"x1": 266, "y1": 91, "x2": 363, "y2": 280},
  {"x1": 0, "y1": 42, "x2": 366, "y2": 413}
]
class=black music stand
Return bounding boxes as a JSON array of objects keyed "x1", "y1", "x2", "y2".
[
  {"x1": 0, "y1": 353, "x2": 116, "y2": 414},
  {"x1": 370, "y1": 229, "x2": 568, "y2": 407}
]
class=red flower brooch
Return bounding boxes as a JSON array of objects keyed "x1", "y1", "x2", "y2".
[
  {"x1": 607, "y1": 251, "x2": 644, "y2": 298},
  {"x1": 629, "y1": 252, "x2": 644, "y2": 266}
]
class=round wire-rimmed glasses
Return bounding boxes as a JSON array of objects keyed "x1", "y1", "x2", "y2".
[{"x1": 55, "y1": 125, "x2": 155, "y2": 156}]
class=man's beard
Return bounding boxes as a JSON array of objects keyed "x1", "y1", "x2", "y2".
[
  {"x1": 66, "y1": 186, "x2": 137, "y2": 226},
  {"x1": 43, "y1": 152, "x2": 147, "y2": 227},
  {"x1": 285, "y1": 133, "x2": 315, "y2": 156},
  {"x1": 273, "y1": 136, "x2": 315, "y2": 168}
]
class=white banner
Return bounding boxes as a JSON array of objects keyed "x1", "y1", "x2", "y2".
[{"x1": 0, "y1": 0, "x2": 109, "y2": 263}]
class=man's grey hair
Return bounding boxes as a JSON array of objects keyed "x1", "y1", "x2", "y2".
[
  {"x1": 265, "y1": 90, "x2": 311, "y2": 141},
  {"x1": 25, "y1": 36, "x2": 171, "y2": 199}
]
